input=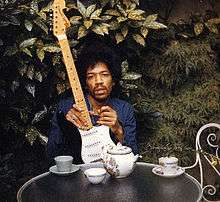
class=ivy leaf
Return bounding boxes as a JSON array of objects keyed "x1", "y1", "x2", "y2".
[
  {"x1": 129, "y1": 3, "x2": 137, "y2": 10},
  {"x1": 78, "y1": 25, "x2": 88, "y2": 39},
  {"x1": 7, "y1": 16, "x2": 20, "y2": 25},
  {"x1": 121, "y1": 60, "x2": 129, "y2": 74},
  {"x1": 27, "y1": 66, "x2": 35, "y2": 80},
  {"x1": 66, "y1": 3, "x2": 77, "y2": 11},
  {"x1": 30, "y1": 0, "x2": 39, "y2": 14},
  {"x1": 123, "y1": 0, "x2": 132, "y2": 8},
  {"x1": 56, "y1": 83, "x2": 66, "y2": 94},
  {"x1": 19, "y1": 38, "x2": 37, "y2": 49},
  {"x1": 34, "y1": 71, "x2": 43, "y2": 82},
  {"x1": 205, "y1": 23, "x2": 219, "y2": 34},
  {"x1": 122, "y1": 72, "x2": 142, "y2": 80},
  {"x1": 133, "y1": 0, "x2": 139, "y2": 5},
  {"x1": 11, "y1": 81, "x2": 20, "y2": 93},
  {"x1": 40, "y1": 1, "x2": 53, "y2": 12},
  {"x1": 105, "y1": 9, "x2": 121, "y2": 16},
  {"x1": 117, "y1": 4, "x2": 127, "y2": 17},
  {"x1": 37, "y1": 48, "x2": 45, "y2": 62},
  {"x1": 24, "y1": 20, "x2": 33, "y2": 31},
  {"x1": 121, "y1": 26, "x2": 128, "y2": 37},
  {"x1": 144, "y1": 14, "x2": 158, "y2": 24},
  {"x1": 207, "y1": 18, "x2": 220, "y2": 25},
  {"x1": 18, "y1": 66, "x2": 27, "y2": 76},
  {"x1": 69, "y1": 40, "x2": 79, "y2": 47},
  {"x1": 43, "y1": 45, "x2": 60, "y2": 52},
  {"x1": 90, "y1": 8, "x2": 102, "y2": 20},
  {"x1": 115, "y1": 32, "x2": 124, "y2": 44},
  {"x1": 33, "y1": 17, "x2": 48, "y2": 34},
  {"x1": 109, "y1": 20, "x2": 120, "y2": 30},
  {"x1": 101, "y1": 15, "x2": 113, "y2": 21},
  {"x1": 128, "y1": 9, "x2": 145, "y2": 20},
  {"x1": 31, "y1": 105, "x2": 47, "y2": 124},
  {"x1": 86, "y1": 4, "x2": 96, "y2": 17},
  {"x1": 92, "y1": 24, "x2": 107, "y2": 35},
  {"x1": 77, "y1": 0, "x2": 87, "y2": 18},
  {"x1": 70, "y1": 16, "x2": 82, "y2": 25},
  {"x1": 194, "y1": 23, "x2": 204, "y2": 36},
  {"x1": 117, "y1": 16, "x2": 127, "y2": 22},
  {"x1": 57, "y1": 71, "x2": 66, "y2": 80},
  {"x1": 52, "y1": 54, "x2": 61, "y2": 65},
  {"x1": 84, "y1": 19, "x2": 93, "y2": 29},
  {"x1": 37, "y1": 11, "x2": 47, "y2": 21},
  {"x1": 140, "y1": 27, "x2": 148, "y2": 38},
  {"x1": 25, "y1": 84, "x2": 35, "y2": 97},
  {"x1": 145, "y1": 21, "x2": 167, "y2": 29},
  {"x1": 22, "y1": 48, "x2": 32, "y2": 57},
  {"x1": 133, "y1": 34, "x2": 145, "y2": 46},
  {"x1": 123, "y1": 83, "x2": 138, "y2": 89},
  {"x1": 25, "y1": 127, "x2": 40, "y2": 145}
]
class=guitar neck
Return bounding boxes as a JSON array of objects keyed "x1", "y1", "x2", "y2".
[{"x1": 58, "y1": 38, "x2": 93, "y2": 129}]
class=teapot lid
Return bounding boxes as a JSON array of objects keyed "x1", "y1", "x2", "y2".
[{"x1": 107, "y1": 143, "x2": 132, "y2": 155}]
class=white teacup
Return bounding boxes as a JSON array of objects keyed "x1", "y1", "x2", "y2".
[
  {"x1": 84, "y1": 168, "x2": 106, "y2": 184},
  {"x1": 158, "y1": 156, "x2": 178, "y2": 175},
  {"x1": 54, "y1": 156, "x2": 73, "y2": 172}
]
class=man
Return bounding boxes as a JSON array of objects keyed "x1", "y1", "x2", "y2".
[{"x1": 47, "y1": 42, "x2": 138, "y2": 164}]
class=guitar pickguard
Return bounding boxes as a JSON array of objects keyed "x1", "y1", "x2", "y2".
[{"x1": 79, "y1": 125, "x2": 116, "y2": 163}]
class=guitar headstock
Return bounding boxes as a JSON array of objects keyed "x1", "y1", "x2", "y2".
[{"x1": 53, "y1": 0, "x2": 70, "y2": 40}]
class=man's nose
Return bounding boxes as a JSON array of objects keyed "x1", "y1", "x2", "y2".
[{"x1": 95, "y1": 74, "x2": 103, "y2": 84}]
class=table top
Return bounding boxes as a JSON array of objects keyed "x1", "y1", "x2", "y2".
[{"x1": 17, "y1": 162, "x2": 202, "y2": 202}]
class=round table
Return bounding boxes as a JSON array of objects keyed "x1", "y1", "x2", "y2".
[{"x1": 17, "y1": 162, "x2": 202, "y2": 202}]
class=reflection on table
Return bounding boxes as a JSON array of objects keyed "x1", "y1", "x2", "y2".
[{"x1": 17, "y1": 162, "x2": 202, "y2": 202}]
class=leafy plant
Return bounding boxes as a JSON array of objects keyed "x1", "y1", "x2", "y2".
[{"x1": 68, "y1": 0, "x2": 167, "y2": 46}]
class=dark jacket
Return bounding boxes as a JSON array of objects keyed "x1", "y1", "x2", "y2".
[{"x1": 47, "y1": 96, "x2": 138, "y2": 164}]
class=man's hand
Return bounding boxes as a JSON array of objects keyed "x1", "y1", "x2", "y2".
[
  {"x1": 65, "y1": 104, "x2": 88, "y2": 130},
  {"x1": 95, "y1": 106, "x2": 124, "y2": 142}
]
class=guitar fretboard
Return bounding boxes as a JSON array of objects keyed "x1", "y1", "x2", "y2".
[{"x1": 58, "y1": 39, "x2": 93, "y2": 130}]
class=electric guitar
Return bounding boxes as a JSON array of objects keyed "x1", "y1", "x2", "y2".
[{"x1": 53, "y1": 0, "x2": 115, "y2": 163}]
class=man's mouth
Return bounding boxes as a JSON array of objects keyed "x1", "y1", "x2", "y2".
[{"x1": 94, "y1": 88, "x2": 107, "y2": 95}]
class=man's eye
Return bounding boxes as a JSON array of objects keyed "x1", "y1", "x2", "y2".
[
  {"x1": 87, "y1": 75, "x2": 93, "y2": 79},
  {"x1": 102, "y1": 74, "x2": 110, "y2": 77}
]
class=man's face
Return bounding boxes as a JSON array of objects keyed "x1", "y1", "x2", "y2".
[{"x1": 86, "y1": 62, "x2": 114, "y2": 102}]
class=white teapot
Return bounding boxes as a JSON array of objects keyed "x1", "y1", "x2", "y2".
[{"x1": 102, "y1": 143, "x2": 139, "y2": 178}]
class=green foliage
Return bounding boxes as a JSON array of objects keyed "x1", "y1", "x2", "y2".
[
  {"x1": 67, "y1": 0, "x2": 166, "y2": 46},
  {"x1": 149, "y1": 40, "x2": 217, "y2": 89},
  {"x1": 132, "y1": 37, "x2": 220, "y2": 165}
]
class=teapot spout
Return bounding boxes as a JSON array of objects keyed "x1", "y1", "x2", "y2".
[{"x1": 133, "y1": 154, "x2": 141, "y2": 163}]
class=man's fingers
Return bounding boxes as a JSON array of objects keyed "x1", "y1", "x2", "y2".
[
  {"x1": 97, "y1": 120, "x2": 114, "y2": 126},
  {"x1": 72, "y1": 104, "x2": 82, "y2": 112},
  {"x1": 99, "y1": 105, "x2": 112, "y2": 113},
  {"x1": 98, "y1": 116, "x2": 115, "y2": 122},
  {"x1": 99, "y1": 111, "x2": 115, "y2": 118},
  {"x1": 66, "y1": 110, "x2": 88, "y2": 129},
  {"x1": 89, "y1": 111, "x2": 99, "y2": 116}
]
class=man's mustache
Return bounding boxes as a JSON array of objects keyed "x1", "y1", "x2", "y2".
[{"x1": 93, "y1": 86, "x2": 107, "y2": 91}]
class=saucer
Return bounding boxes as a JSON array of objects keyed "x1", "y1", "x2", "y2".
[
  {"x1": 49, "y1": 164, "x2": 80, "y2": 176},
  {"x1": 152, "y1": 166, "x2": 185, "y2": 178}
]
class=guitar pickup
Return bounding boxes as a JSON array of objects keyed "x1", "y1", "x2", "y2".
[{"x1": 84, "y1": 141, "x2": 101, "y2": 148}]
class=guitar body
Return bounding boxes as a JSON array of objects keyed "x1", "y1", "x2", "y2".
[{"x1": 79, "y1": 125, "x2": 115, "y2": 163}]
